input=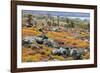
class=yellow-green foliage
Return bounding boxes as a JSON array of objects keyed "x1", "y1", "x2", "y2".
[
  {"x1": 23, "y1": 54, "x2": 42, "y2": 62},
  {"x1": 40, "y1": 45, "x2": 52, "y2": 56},
  {"x1": 53, "y1": 55, "x2": 64, "y2": 61},
  {"x1": 44, "y1": 49, "x2": 52, "y2": 56},
  {"x1": 67, "y1": 57, "x2": 73, "y2": 60}
]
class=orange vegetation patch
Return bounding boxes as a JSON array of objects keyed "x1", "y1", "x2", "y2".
[
  {"x1": 22, "y1": 53, "x2": 42, "y2": 62},
  {"x1": 47, "y1": 31, "x2": 89, "y2": 48},
  {"x1": 22, "y1": 27, "x2": 42, "y2": 37},
  {"x1": 22, "y1": 45, "x2": 53, "y2": 62},
  {"x1": 47, "y1": 31, "x2": 72, "y2": 38}
]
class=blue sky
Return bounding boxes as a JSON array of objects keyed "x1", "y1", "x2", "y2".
[{"x1": 22, "y1": 10, "x2": 90, "y2": 20}]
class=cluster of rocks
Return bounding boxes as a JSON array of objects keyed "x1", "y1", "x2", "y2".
[
  {"x1": 52, "y1": 47, "x2": 89, "y2": 60},
  {"x1": 22, "y1": 35, "x2": 89, "y2": 60},
  {"x1": 22, "y1": 35, "x2": 58, "y2": 48}
]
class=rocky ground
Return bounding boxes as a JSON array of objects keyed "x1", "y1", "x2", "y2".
[{"x1": 22, "y1": 27, "x2": 90, "y2": 62}]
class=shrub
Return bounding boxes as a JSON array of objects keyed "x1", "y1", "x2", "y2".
[{"x1": 52, "y1": 55, "x2": 64, "y2": 61}]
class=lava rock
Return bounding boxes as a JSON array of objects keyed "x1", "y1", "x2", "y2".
[
  {"x1": 35, "y1": 37, "x2": 44, "y2": 44},
  {"x1": 70, "y1": 48, "x2": 82, "y2": 60},
  {"x1": 22, "y1": 36, "x2": 35, "y2": 45},
  {"x1": 52, "y1": 47, "x2": 68, "y2": 56}
]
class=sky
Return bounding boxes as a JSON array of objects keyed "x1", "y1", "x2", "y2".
[{"x1": 22, "y1": 10, "x2": 90, "y2": 20}]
